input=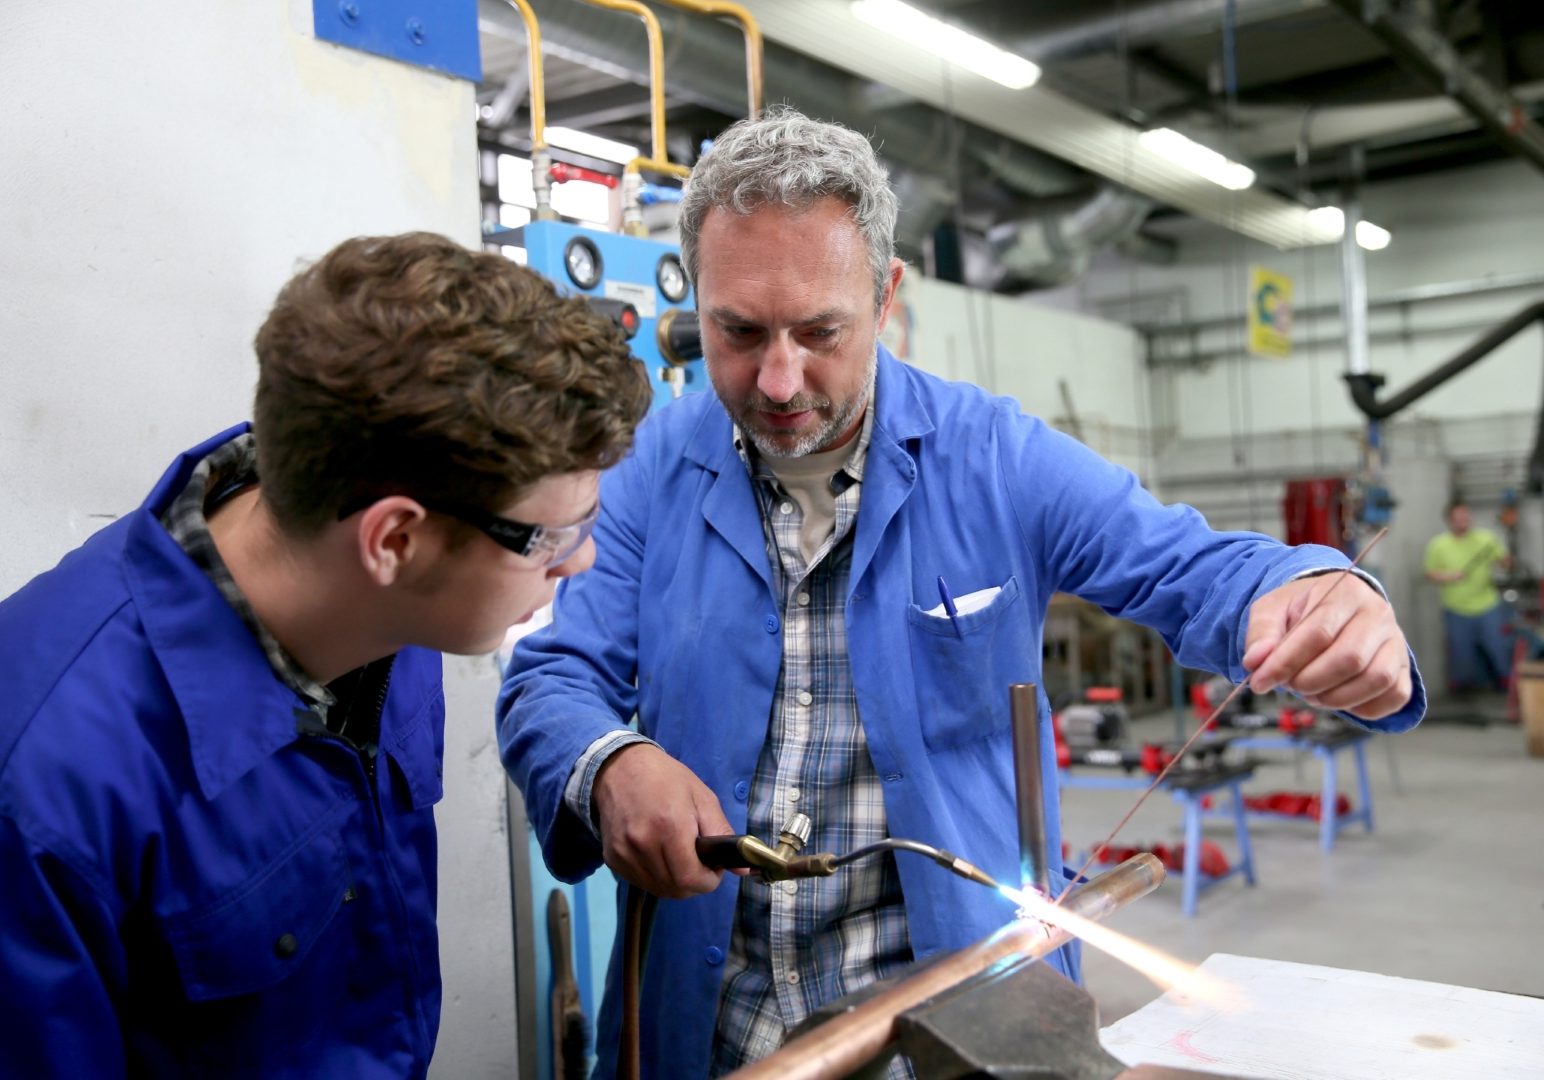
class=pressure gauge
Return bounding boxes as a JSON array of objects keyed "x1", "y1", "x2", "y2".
[
  {"x1": 564, "y1": 236, "x2": 603, "y2": 291},
  {"x1": 656, "y1": 252, "x2": 689, "y2": 303}
]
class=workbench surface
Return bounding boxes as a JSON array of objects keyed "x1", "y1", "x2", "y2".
[{"x1": 1100, "y1": 952, "x2": 1543, "y2": 1079}]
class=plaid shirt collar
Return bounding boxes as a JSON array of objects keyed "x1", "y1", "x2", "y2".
[{"x1": 158, "y1": 433, "x2": 334, "y2": 708}]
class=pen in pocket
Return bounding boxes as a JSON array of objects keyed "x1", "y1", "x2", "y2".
[{"x1": 936, "y1": 575, "x2": 964, "y2": 637}]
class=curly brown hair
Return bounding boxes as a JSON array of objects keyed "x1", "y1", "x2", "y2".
[{"x1": 253, "y1": 232, "x2": 652, "y2": 535}]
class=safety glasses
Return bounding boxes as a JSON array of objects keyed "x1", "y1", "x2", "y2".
[
  {"x1": 338, "y1": 496, "x2": 600, "y2": 567},
  {"x1": 422, "y1": 499, "x2": 600, "y2": 567}
]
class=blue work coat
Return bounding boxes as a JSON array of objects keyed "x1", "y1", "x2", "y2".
[
  {"x1": 500, "y1": 349, "x2": 1425, "y2": 1079},
  {"x1": 0, "y1": 426, "x2": 447, "y2": 1078}
]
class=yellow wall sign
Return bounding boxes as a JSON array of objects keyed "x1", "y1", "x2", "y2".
[{"x1": 1247, "y1": 265, "x2": 1293, "y2": 359}]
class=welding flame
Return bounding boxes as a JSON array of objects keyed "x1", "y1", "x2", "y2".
[{"x1": 996, "y1": 883, "x2": 1238, "y2": 1010}]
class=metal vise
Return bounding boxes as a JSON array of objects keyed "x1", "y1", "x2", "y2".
[{"x1": 776, "y1": 940, "x2": 1243, "y2": 1080}]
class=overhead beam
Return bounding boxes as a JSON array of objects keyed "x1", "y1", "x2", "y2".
[
  {"x1": 1013, "y1": 0, "x2": 1323, "y2": 64},
  {"x1": 548, "y1": 83, "x2": 667, "y2": 129},
  {"x1": 1327, "y1": 0, "x2": 1544, "y2": 178},
  {"x1": 732, "y1": 0, "x2": 1339, "y2": 248},
  {"x1": 478, "y1": 0, "x2": 1086, "y2": 201}
]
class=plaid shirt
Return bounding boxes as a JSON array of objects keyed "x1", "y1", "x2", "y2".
[
  {"x1": 158, "y1": 433, "x2": 335, "y2": 715},
  {"x1": 708, "y1": 408, "x2": 916, "y2": 1079}
]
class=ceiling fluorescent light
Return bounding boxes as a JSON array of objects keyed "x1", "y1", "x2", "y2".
[
  {"x1": 1138, "y1": 128, "x2": 1255, "y2": 191},
  {"x1": 1354, "y1": 220, "x2": 1392, "y2": 251},
  {"x1": 545, "y1": 126, "x2": 639, "y2": 166},
  {"x1": 1306, "y1": 205, "x2": 1344, "y2": 240},
  {"x1": 1307, "y1": 206, "x2": 1392, "y2": 251},
  {"x1": 850, "y1": 0, "x2": 1041, "y2": 90}
]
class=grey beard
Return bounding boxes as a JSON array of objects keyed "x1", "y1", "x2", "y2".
[{"x1": 747, "y1": 352, "x2": 877, "y2": 459}]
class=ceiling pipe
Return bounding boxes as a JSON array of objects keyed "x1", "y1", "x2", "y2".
[
  {"x1": 1345, "y1": 299, "x2": 1544, "y2": 420},
  {"x1": 1012, "y1": 0, "x2": 1322, "y2": 63},
  {"x1": 1338, "y1": 147, "x2": 1370, "y2": 378},
  {"x1": 501, "y1": 0, "x2": 548, "y2": 149},
  {"x1": 481, "y1": 1, "x2": 1149, "y2": 286},
  {"x1": 654, "y1": 0, "x2": 764, "y2": 117},
  {"x1": 569, "y1": 0, "x2": 676, "y2": 167},
  {"x1": 480, "y1": 0, "x2": 1081, "y2": 198},
  {"x1": 498, "y1": 0, "x2": 557, "y2": 220},
  {"x1": 1327, "y1": 0, "x2": 1544, "y2": 178},
  {"x1": 565, "y1": 0, "x2": 691, "y2": 238},
  {"x1": 1145, "y1": 268, "x2": 1544, "y2": 338}
]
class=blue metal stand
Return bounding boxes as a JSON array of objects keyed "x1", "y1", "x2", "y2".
[
  {"x1": 1230, "y1": 730, "x2": 1375, "y2": 851},
  {"x1": 1061, "y1": 763, "x2": 1258, "y2": 917},
  {"x1": 1168, "y1": 767, "x2": 1258, "y2": 917}
]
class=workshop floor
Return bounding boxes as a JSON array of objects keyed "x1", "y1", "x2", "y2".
[{"x1": 1064, "y1": 701, "x2": 1544, "y2": 1025}]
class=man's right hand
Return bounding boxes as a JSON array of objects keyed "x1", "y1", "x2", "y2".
[{"x1": 591, "y1": 743, "x2": 737, "y2": 898}]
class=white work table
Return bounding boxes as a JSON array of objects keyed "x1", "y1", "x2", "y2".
[{"x1": 1100, "y1": 953, "x2": 1544, "y2": 1079}]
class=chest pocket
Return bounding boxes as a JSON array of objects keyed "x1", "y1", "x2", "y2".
[
  {"x1": 905, "y1": 575, "x2": 1037, "y2": 751},
  {"x1": 161, "y1": 804, "x2": 355, "y2": 1002}
]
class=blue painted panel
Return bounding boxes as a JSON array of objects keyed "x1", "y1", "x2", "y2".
[
  {"x1": 521, "y1": 220, "x2": 707, "y2": 412},
  {"x1": 515, "y1": 225, "x2": 704, "y2": 1080},
  {"x1": 313, "y1": 0, "x2": 481, "y2": 82},
  {"x1": 526, "y1": 833, "x2": 618, "y2": 1080}
]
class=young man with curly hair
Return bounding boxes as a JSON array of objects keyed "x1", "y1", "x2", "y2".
[{"x1": 0, "y1": 232, "x2": 651, "y2": 1077}]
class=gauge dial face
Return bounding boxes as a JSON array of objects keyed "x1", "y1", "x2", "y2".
[
  {"x1": 656, "y1": 252, "x2": 689, "y2": 303},
  {"x1": 564, "y1": 236, "x2": 603, "y2": 290}
]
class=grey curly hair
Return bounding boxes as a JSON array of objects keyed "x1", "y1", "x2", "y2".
[{"x1": 678, "y1": 106, "x2": 899, "y2": 309}]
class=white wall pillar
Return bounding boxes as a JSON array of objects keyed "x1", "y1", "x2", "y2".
[{"x1": 1, "y1": 3, "x2": 516, "y2": 1074}]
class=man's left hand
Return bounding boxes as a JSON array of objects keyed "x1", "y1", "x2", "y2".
[{"x1": 1242, "y1": 573, "x2": 1413, "y2": 721}]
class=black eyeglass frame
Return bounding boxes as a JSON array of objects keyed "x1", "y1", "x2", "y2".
[{"x1": 337, "y1": 496, "x2": 601, "y2": 567}]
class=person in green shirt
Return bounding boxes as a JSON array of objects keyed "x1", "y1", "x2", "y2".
[{"x1": 1424, "y1": 500, "x2": 1513, "y2": 692}]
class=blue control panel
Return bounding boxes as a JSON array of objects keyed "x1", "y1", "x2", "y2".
[
  {"x1": 512, "y1": 219, "x2": 705, "y2": 1080},
  {"x1": 520, "y1": 220, "x2": 705, "y2": 411}
]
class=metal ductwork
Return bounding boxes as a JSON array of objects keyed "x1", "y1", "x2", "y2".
[
  {"x1": 985, "y1": 187, "x2": 1154, "y2": 291},
  {"x1": 888, "y1": 167, "x2": 958, "y2": 254},
  {"x1": 481, "y1": 0, "x2": 1115, "y2": 279}
]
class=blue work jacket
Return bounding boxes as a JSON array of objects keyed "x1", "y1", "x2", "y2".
[
  {"x1": 0, "y1": 427, "x2": 448, "y2": 1078},
  {"x1": 500, "y1": 349, "x2": 1425, "y2": 1079}
]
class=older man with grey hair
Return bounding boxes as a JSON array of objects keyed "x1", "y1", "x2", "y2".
[{"x1": 500, "y1": 105, "x2": 1424, "y2": 1078}]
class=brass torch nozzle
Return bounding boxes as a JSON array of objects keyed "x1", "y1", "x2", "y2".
[{"x1": 695, "y1": 813, "x2": 837, "y2": 883}]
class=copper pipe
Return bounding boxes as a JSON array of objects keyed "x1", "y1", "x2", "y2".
[
  {"x1": 655, "y1": 0, "x2": 764, "y2": 117},
  {"x1": 1010, "y1": 682, "x2": 1052, "y2": 897},
  {"x1": 572, "y1": 0, "x2": 686, "y2": 235},
  {"x1": 622, "y1": 156, "x2": 691, "y2": 180},
  {"x1": 726, "y1": 854, "x2": 1166, "y2": 1080},
  {"x1": 619, "y1": 886, "x2": 656, "y2": 1080},
  {"x1": 499, "y1": 0, "x2": 558, "y2": 220},
  {"x1": 620, "y1": 155, "x2": 690, "y2": 237},
  {"x1": 500, "y1": 0, "x2": 546, "y2": 149},
  {"x1": 571, "y1": 0, "x2": 669, "y2": 164}
]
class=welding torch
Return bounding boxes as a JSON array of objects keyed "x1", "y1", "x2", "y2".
[
  {"x1": 693, "y1": 812, "x2": 1002, "y2": 890},
  {"x1": 617, "y1": 819, "x2": 1033, "y2": 1080},
  {"x1": 620, "y1": 686, "x2": 1057, "y2": 1080}
]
